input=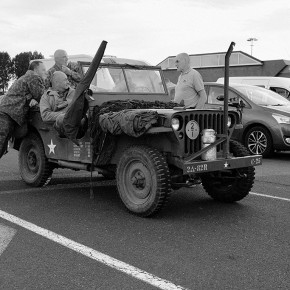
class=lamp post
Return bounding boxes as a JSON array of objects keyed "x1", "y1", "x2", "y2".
[{"x1": 247, "y1": 38, "x2": 258, "y2": 56}]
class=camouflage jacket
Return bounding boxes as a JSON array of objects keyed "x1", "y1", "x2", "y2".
[
  {"x1": 0, "y1": 70, "x2": 45, "y2": 125},
  {"x1": 46, "y1": 62, "x2": 82, "y2": 89}
]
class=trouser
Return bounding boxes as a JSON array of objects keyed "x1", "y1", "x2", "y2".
[
  {"x1": 54, "y1": 113, "x2": 88, "y2": 139},
  {"x1": 0, "y1": 112, "x2": 15, "y2": 159}
]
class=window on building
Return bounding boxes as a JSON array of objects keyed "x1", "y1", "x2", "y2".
[{"x1": 158, "y1": 52, "x2": 262, "y2": 69}]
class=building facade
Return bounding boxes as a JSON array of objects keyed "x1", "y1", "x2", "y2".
[{"x1": 157, "y1": 51, "x2": 290, "y2": 84}]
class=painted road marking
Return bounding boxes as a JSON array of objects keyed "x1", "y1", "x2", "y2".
[
  {"x1": 0, "y1": 223, "x2": 16, "y2": 256},
  {"x1": 0, "y1": 209, "x2": 187, "y2": 290},
  {"x1": 250, "y1": 192, "x2": 290, "y2": 202}
]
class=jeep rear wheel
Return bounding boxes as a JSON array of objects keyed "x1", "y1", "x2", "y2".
[
  {"x1": 19, "y1": 133, "x2": 53, "y2": 187},
  {"x1": 116, "y1": 145, "x2": 171, "y2": 217},
  {"x1": 200, "y1": 140, "x2": 255, "y2": 202}
]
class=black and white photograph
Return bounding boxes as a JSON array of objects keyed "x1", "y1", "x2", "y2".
[{"x1": 0, "y1": 0, "x2": 289, "y2": 289}]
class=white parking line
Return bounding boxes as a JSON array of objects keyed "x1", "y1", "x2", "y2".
[
  {"x1": 0, "y1": 209, "x2": 187, "y2": 290},
  {"x1": 250, "y1": 192, "x2": 290, "y2": 202}
]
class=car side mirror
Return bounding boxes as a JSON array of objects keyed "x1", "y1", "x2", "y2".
[
  {"x1": 229, "y1": 99, "x2": 245, "y2": 110},
  {"x1": 239, "y1": 100, "x2": 246, "y2": 108},
  {"x1": 228, "y1": 97, "x2": 239, "y2": 107},
  {"x1": 216, "y1": 95, "x2": 243, "y2": 108},
  {"x1": 215, "y1": 95, "x2": 244, "y2": 108},
  {"x1": 216, "y1": 95, "x2": 224, "y2": 101}
]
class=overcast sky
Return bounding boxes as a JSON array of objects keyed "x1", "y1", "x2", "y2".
[{"x1": 1, "y1": 0, "x2": 290, "y2": 65}]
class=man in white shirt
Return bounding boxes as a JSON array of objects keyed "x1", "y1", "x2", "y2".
[{"x1": 174, "y1": 53, "x2": 207, "y2": 109}]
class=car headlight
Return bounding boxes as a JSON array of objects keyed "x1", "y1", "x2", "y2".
[
  {"x1": 272, "y1": 113, "x2": 290, "y2": 124},
  {"x1": 171, "y1": 117, "x2": 181, "y2": 131}
]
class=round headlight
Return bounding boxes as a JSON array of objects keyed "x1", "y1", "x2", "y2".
[
  {"x1": 171, "y1": 117, "x2": 180, "y2": 131},
  {"x1": 227, "y1": 116, "x2": 232, "y2": 127}
]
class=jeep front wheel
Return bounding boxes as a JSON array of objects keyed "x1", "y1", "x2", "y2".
[
  {"x1": 19, "y1": 133, "x2": 53, "y2": 187},
  {"x1": 116, "y1": 145, "x2": 171, "y2": 217},
  {"x1": 200, "y1": 140, "x2": 255, "y2": 202}
]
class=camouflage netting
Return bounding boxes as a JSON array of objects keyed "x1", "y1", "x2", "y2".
[{"x1": 90, "y1": 99, "x2": 180, "y2": 165}]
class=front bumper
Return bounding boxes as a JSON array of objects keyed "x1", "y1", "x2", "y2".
[{"x1": 183, "y1": 155, "x2": 262, "y2": 174}]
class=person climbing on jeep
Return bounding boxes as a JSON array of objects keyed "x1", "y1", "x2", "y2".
[{"x1": 0, "y1": 61, "x2": 46, "y2": 159}]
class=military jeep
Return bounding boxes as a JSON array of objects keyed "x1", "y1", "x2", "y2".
[{"x1": 13, "y1": 42, "x2": 262, "y2": 217}]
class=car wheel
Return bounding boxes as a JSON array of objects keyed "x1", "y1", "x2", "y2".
[
  {"x1": 116, "y1": 145, "x2": 171, "y2": 217},
  {"x1": 244, "y1": 126, "x2": 273, "y2": 157},
  {"x1": 200, "y1": 140, "x2": 255, "y2": 202},
  {"x1": 19, "y1": 133, "x2": 53, "y2": 187}
]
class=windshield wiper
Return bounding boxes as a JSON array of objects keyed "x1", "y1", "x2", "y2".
[
  {"x1": 124, "y1": 63, "x2": 139, "y2": 68},
  {"x1": 271, "y1": 104, "x2": 284, "y2": 106},
  {"x1": 124, "y1": 63, "x2": 149, "y2": 70}
]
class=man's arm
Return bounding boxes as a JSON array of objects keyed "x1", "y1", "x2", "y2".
[
  {"x1": 65, "y1": 62, "x2": 82, "y2": 82},
  {"x1": 70, "y1": 69, "x2": 82, "y2": 83},
  {"x1": 195, "y1": 89, "x2": 207, "y2": 109},
  {"x1": 191, "y1": 71, "x2": 207, "y2": 109},
  {"x1": 28, "y1": 77, "x2": 45, "y2": 103}
]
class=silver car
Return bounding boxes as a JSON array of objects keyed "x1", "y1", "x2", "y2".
[{"x1": 204, "y1": 82, "x2": 290, "y2": 157}]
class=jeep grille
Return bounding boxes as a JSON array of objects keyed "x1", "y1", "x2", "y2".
[{"x1": 180, "y1": 112, "x2": 228, "y2": 155}]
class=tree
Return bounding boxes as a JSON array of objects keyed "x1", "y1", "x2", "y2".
[
  {"x1": 13, "y1": 51, "x2": 44, "y2": 79},
  {"x1": 0, "y1": 52, "x2": 13, "y2": 93}
]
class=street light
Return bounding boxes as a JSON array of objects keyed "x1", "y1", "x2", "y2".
[{"x1": 247, "y1": 38, "x2": 258, "y2": 56}]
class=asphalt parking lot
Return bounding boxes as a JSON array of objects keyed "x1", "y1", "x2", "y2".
[{"x1": 0, "y1": 150, "x2": 289, "y2": 290}]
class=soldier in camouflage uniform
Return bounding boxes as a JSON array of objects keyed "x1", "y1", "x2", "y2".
[
  {"x1": 0, "y1": 61, "x2": 46, "y2": 159},
  {"x1": 46, "y1": 49, "x2": 82, "y2": 89}
]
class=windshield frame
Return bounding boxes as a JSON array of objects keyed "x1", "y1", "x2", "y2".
[{"x1": 79, "y1": 62, "x2": 168, "y2": 95}]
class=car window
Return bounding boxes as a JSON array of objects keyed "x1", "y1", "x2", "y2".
[
  {"x1": 270, "y1": 87, "x2": 289, "y2": 99},
  {"x1": 233, "y1": 85, "x2": 290, "y2": 106},
  {"x1": 207, "y1": 86, "x2": 239, "y2": 104}
]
